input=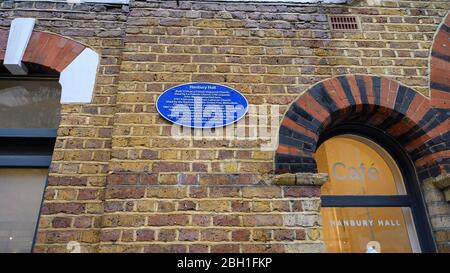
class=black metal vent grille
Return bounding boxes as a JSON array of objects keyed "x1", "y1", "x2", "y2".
[{"x1": 329, "y1": 16, "x2": 360, "y2": 31}]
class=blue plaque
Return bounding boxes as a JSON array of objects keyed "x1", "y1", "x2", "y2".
[{"x1": 156, "y1": 83, "x2": 248, "y2": 128}]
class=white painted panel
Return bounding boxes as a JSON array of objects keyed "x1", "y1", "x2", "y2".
[
  {"x1": 3, "y1": 18, "x2": 35, "y2": 75},
  {"x1": 59, "y1": 48, "x2": 99, "y2": 103}
]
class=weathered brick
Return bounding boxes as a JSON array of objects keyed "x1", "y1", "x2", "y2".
[
  {"x1": 144, "y1": 244, "x2": 187, "y2": 253},
  {"x1": 242, "y1": 187, "x2": 282, "y2": 198},
  {"x1": 103, "y1": 215, "x2": 146, "y2": 227},
  {"x1": 100, "y1": 229, "x2": 121, "y2": 242},
  {"x1": 146, "y1": 187, "x2": 187, "y2": 198},
  {"x1": 273, "y1": 229, "x2": 296, "y2": 241},
  {"x1": 27, "y1": 0, "x2": 448, "y2": 254},
  {"x1": 283, "y1": 186, "x2": 320, "y2": 198},
  {"x1": 158, "y1": 229, "x2": 176, "y2": 242},
  {"x1": 136, "y1": 200, "x2": 156, "y2": 212},
  {"x1": 178, "y1": 229, "x2": 199, "y2": 241},
  {"x1": 52, "y1": 217, "x2": 72, "y2": 228},
  {"x1": 243, "y1": 215, "x2": 283, "y2": 226},
  {"x1": 177, "y1": 200, "x2": 196, "y2": 211},
  {"x1": 232, "y1": 229, "x2": 252, "y2": 242},
  {"x1": 198, "y1": 200, "x2": 230, "y2": 212},
  {"x1": 41, "y1": 203, "x2": 85, "y2": 215},
  {"x1": 147, "y1": 215, "x2": 190, "y2": 226},
  {"x1": 201, "y1": 229, "x2": 230, "y2": 242},
  {"x1": 153, "y1": 162, "x2": 189, "y2": 172},
  {"x1": 241, "y1": 244, "x2": 284, "y2": 253},
  {"x1": 106, "y1": 187, "x2": 145, "y2": 199},
  {"x1": 213, "y1": 215, "x2": 241, "y2": 226},
  {"x1": 252, "y1": 229, "x2": 272, "y2": 241},
  {"x1": 211, "y1": 244, "x2": 240, "y2": 253}
]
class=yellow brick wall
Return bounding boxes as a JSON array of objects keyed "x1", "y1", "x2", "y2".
[{"x1": 0, "y1": 0, "x2": 448, "y2": 253}]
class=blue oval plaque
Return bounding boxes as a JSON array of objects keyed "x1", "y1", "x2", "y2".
[{"x1": 156, "y1": 83, "x2": 248, "y2": 128}]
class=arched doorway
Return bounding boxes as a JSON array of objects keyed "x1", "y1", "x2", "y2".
[
  {"x1": 315, "y1": 124, "x2": 435, "y2": 253},
  {"x1": 274, "y1": 74, "x2": 447, "y2": 253}
]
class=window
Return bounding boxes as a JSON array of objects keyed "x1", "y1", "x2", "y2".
[
  {"x1": 0, "y1": 78, "x2": 60, "y2": 253},
  {"x1": 0, "y1": 79, "x2": 61, "y2": 128},
  {"x1": 316, "y1": 132, "x2": 435, "y2": 253}
]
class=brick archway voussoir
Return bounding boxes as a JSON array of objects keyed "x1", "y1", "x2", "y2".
[
  {"x1": 275, "y1": 74, "x2": 446, "y2": 181},
  {"x1": 430, "y1": 12, "x2": 450, "y2": 109},
  {"x1": 22, "y1": 31, "x2": 87, "y2": 73}
]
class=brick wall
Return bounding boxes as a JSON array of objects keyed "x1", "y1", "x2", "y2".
[
  {"x1": 0, "y1": 0, "x2": 448, "y2": 252},
  {"x1": 0, "y1": 0, "x2": 129, "y2": 252}
]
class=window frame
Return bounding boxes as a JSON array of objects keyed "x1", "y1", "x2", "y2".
[
  {"x1": 0, "y1": 132, "x2": 56, "y2": 252},
  {"x1": 317, "y1": 123, "x2": 437, "y2": 253},
  {"x1": 0, "y1": 77, "x2": 59, "y2": 252},
  {"x1": 0, "y1": 76, "x2": 60, "y2": 167},
  {"x1": 0, "y1": 129, "x2": 56, "y2": 167}
]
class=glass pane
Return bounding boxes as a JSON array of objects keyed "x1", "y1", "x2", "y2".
[
  {"x1": 0, "y1": 79, "x2": 61, "y2": 128},
  {"x1": 0, "y1": 168, "x2": 48, "y2": 253},
  {"x1": 315, "y1": 135, "x2": 406, "y2": 195},
  {"x1": 321, "y1": 207, "x2": 421, "y2": 253}
]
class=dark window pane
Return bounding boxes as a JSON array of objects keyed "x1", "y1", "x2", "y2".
[{"x1": 0, "y1": 80, "x2": 61, "y2": 128}]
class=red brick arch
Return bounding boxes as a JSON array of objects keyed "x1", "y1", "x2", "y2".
[
  {"x1": 275, "y1": 74, "x2": 449, "y2": 181},
  {"x1": 0, "y1": 30, "x2": 87, "y2": 73}
]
